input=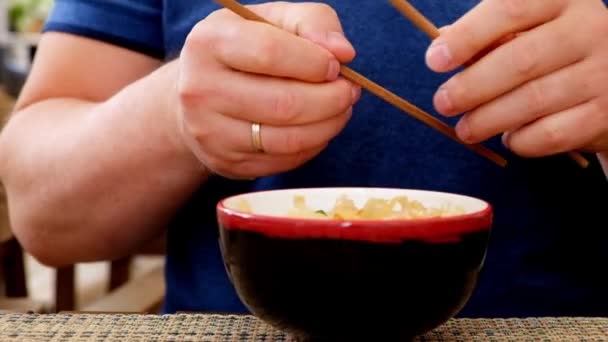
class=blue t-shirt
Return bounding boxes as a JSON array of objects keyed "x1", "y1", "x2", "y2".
[{"x1": 45, "y1": 0, "x2": 608, "y2": 318}]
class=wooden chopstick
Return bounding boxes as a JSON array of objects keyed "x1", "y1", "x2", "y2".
[
  {"x1": 214, "y1": 0, "x2": 508, "y2": 167},
  {"x1": 389, "y1": 0, "x2": 440, "y2": 38},
  {"x1": 389, "y1": 0, "x2": 589, "y2": 169},
  {"x1": 338, "y1": 67, "x2": 507, "y2": 166}
]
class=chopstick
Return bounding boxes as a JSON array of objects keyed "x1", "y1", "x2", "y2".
[
  {"x1": 389, "y1": 0, "x2": 589, "y2": 169},
  {"x1": 389, "y1": 0, "x2": 440, "y2": 38},
  {"x1": 214, "y1": 0, "x2": 508, "y2": 167}
]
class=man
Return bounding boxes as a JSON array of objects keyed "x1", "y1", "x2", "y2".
[{"x1": 0, "y1": 0, "x2": 607, "y2": 317}]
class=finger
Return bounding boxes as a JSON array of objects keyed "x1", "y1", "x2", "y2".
[
  {"x1": 256, "y1": 107, "x2": 352, "y2": 154},
  {"x1": 250, "y1": 2, "x2": 356, "y2": 63},
  {"x1": 180, "y1": 107, "x2": 342, "y2": 175},
  {"x1": 454, "y1": 59, "x2": 594, "y2": 144},
  {"x1": 179, "y1": 104, "x2": 342, "y2": 167},
  {"x1": 195, "y1": 70, "x2": 357, "y2": 125},
  {"x1": 218, "y1": 2, "x2": 356, "y2": 62},
  {"x1": 219, "y1": 144, "x2": 327, "y2": 179},
  {"x1": 179, "y1": 108, "x2": 244, "y2": 164},
  {"x1": 190, "y1": 106, "x2": 352, "y2": 155},
  {"x1": 287, "y1": 8, "x2": 356, "y2": 63},
  {"x1": 198, "y1": 14, "x2": 340, "y2": 82},
  {"x1": 434, "y1": 18, "x2": 586, "y2": 116},
  {"x1": 505, "y1": 100, "x2": 608, "y2": 157},
  {"x1": 465, "y1": 32, "x2": 517, "y2": 66},
  {"x1": 426, "y1": 0, "x2": 567, "y2": 72}
]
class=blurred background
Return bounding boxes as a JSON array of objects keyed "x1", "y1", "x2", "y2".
[
  {"x1": 0, "y1": 0, "x2": 166, "y2": 314},
  {"x1": 1, "y1": 0, "x2": 50, "y2": 96}
]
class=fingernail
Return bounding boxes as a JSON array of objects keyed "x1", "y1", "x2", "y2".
[
  {"x1": 501, "y1": 132, "x2": 511, "y2": 149},
  {"x1": 327, "y1": 59, "x2": 340, "y2": 81},
  {"x1": 426, "y1": 42, "x2": 453, "y2": 71},
  {"x1": 456, "y1": 119, "x2": 472, "y2": 143},
  {"x1": 327, "y1": 31, "x2": 353, "y2": 51},
  {"x1": 434, "y1": 88, "x2": 454, "y2": 115},
  {"x1": 351, "y1": 85, "x2": 361, "y2": 103}
]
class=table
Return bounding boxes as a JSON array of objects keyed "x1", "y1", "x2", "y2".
[{"x1": 0, "y1": 313, "x2": 607, "y2": 341}]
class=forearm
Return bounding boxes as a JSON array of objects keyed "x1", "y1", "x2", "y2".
[{"x1": 0, "y1": 62, "x2": 208, "y2": 266}]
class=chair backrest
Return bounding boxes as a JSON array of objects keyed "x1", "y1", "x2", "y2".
[{"x1": 0, "y1": 185, "x2": 12, "y2": 245}]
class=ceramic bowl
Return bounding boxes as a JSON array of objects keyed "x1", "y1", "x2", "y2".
[{"x1": 217, "y1": 188, "x2": 492, "y2": 341}]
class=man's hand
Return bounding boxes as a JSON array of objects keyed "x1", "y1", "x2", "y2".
[
  {"x1": 426, "y1": 0, "x2": 608, "y2": 159},
  {"x1": 176, "y1": 2, "x2": 360, "y2": 179}
]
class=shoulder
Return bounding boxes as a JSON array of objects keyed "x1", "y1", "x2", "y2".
[{"x1": 44, "y1": 0, "x2": 165, "y2": 59}]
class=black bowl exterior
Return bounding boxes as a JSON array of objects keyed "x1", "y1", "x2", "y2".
[{"x1": 219, "y1": 227, "x2": 490, "y2": 341}]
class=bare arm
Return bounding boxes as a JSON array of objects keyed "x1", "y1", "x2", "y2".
[
  {"x1": 0, "y1": 3, "x2": 358, "y2": 267},
  {"x1": 0, "y1": 33, "x2": 207, "y2": 266}
]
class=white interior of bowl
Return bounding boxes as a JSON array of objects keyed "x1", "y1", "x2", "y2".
[{"x1": 223, "y1": 188, "x2": 488, "y2": 217}]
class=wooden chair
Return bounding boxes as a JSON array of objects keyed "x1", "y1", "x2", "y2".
[
  {"x1": 1, "y1": 89, "x2": 165, "y2": 314},
  {"x1": 0, "y1": 90, "x2": 45, "y2": 312},
  {"x1": 54, "y1": 265, "x2": 76, "y2": 312},
  {"x1": 56, "y1": 234, "x2": 167, "y2": 314},
  {"x1": 81, "y1": 262, "x2": 165, "y2": 314},
  {"x1": 84, "y1": 235, "x2": 166, "y2": 314},
  {"x1": 0, "y1": 186, "x2": 47, "y2": 313}
]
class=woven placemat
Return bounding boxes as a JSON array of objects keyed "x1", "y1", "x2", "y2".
[{"x1": 0, "y1": 313, "x2": 607, "y2": 341}]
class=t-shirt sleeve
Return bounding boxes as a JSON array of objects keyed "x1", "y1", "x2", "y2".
[{"x1": 43, "y1": 0, "x2": 165, "y2": 59}]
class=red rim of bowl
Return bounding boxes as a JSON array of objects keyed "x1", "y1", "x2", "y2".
[{"x1": 217, "y1": 189, "x2": 493, "y2": 243}]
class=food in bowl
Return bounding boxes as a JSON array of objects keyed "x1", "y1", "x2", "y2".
[
  {"x1": 217, "y1": 188, "x2": 492, "y2": 341},
  {"x1": 238, "y1": 194, "x2": 465, "y2": 220}
]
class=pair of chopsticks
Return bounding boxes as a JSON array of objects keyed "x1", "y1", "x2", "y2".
[
  {"x1": 389, "y1": 0, "x2": 589, "y2": 168},
  {"x1": 217, "y1": 0, "x2": 594, "y2": 168},
  {"x1": 214, "y1": 0, "x2": 507, "y2": 167}
]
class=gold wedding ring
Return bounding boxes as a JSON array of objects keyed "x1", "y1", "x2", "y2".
[{"x1": 251, "y1": 122, "x2": 264, "y2": 153}]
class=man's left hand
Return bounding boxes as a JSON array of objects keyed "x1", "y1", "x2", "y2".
[{"x1": 426, "y1": 0, "x2": 608, "y2": 159}]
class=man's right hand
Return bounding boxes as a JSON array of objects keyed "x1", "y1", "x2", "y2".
[
  {"x1": 176, "y1": 2, "x2": 360, "y2": 179},
  {"x1": 0, "y1": 1, "x2": 358, "y2": 266}
]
